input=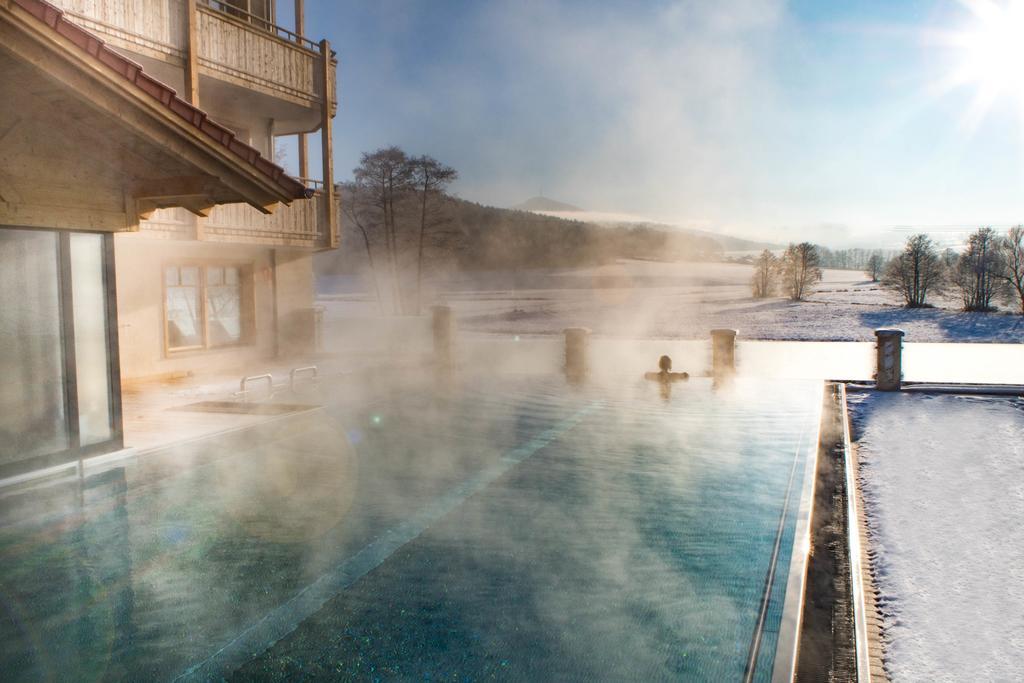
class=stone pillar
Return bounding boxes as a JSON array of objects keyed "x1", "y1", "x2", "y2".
[
  {"x1": 711, "y1": 328, "x2": 737, "y2": 378},
  {"x1": 432, "y1": 306, "x2": 454, "y2": 372},
  {"x1": 564, "y1": 327, "x2": 590, "y2": 382},
  {"x1": 875, "y1": 328, "x2": 904, "y2": 391}
]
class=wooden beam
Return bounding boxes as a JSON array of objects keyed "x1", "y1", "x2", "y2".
[
  {"x1": 319, "y1": 38, "x2": 337, "y2": 248},
  {"x1": 295, "y1": 0, "x2": 305, "y2": 38},
  {"x1": 238, "y1": 199, "x2": 278, "y2": 215},
  {"x1": 297, "y1": 133, "x2": 308, "y2": 179},
  {"x1": 133, "y1": 175, "x2": 212, "y2": 199},
  {"x1": 0, "y1": 200, "x2": 129, "y2": 231},
  {"x1": 184, "y1": 0, "x2": 200, "y2": 106},
  {"x1": 181, "y1": 200, "x2": 215, "y2": 218},
  {"x1": 295, "y1": 0, "x2": 308, "y2": 181},
  {"x1": 123, "y1": 189, "x2": 142, "y2": 230}
]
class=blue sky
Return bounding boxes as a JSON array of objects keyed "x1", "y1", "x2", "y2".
[{"x1": 295, "y1": 0, "x2": 1024, "y2": 245}]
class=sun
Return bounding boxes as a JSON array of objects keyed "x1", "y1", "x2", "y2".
[{"x1": 939, "y1": 0, "x2": 1024, "y2": 130}]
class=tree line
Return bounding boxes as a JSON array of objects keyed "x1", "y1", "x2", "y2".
[
  {"x1": 335, "y1": 146, "x2": 726, "y2": 314},
  {"x1": 749, "y1": 228, "x2": 1024, "y2": 314},
  {"x1": 816, "y1": 247, "x2": 894, "y2": 276}
]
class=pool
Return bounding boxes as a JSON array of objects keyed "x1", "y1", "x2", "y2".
[{"x1": 0, "y1": 376, "x2": 822, "y2": 681}]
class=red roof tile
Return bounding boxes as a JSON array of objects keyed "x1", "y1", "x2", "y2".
[{"x1": 10, "y1": 0, "x2": 313, "y2": 201}]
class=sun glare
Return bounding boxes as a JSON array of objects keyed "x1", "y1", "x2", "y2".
[{"x1": 943, "y1": 0, "x2": 1024, "y2": 130}]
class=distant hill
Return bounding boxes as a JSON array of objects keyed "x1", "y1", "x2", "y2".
[
  {"x1": 636, "y1": 223, "x2": 777, "y2": 254},
  {"x1": 317, "y1": 190, "x2": 736, "y2": 282},
  {"x1": 511, "y1": 196, "x2": 583, "y2": 212},
  {"x1": 448, "y1": 198, "x2": 725, "y2": 269},
  {"x1": 512, "y1": 198, "x2": 776, "y2": 253}
]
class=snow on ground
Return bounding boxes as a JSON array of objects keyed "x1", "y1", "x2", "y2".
[
  {"x1": 318, "y1": 260, "x2": 1024, "y2": 342},
  {"x1": 849, "y1": 392, "x2": 1024, "y2": 682}
]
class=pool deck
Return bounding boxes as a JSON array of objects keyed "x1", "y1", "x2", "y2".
[
  {"x1": 119, "y1": 352, "x2": 437, "y2": 456},
  {"x1": 121, "y1": 374, "x2": 282, "y2": 453},
  {"x1": 848, "y1": 437, "x2": 890, "y2": 683}
]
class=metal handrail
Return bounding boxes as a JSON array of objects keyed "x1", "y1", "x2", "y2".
[
  {"x1": 297, "y1": 177, "x2": 325, "y2": 191},
  {"x1": 199, "y1": 0, "x2": 321, "y2": 52},
  {"x1": 289, "y1": 365, "x2": 318, "y2": 393},
  {"x1": 238, "y1": 373, "x2": 274, "y2": 402}
]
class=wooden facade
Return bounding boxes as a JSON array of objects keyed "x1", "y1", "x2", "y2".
[
  {"x1": 142, "y1": 193, "x2": 326, "y2": 248},
  {"x1": 48, "y1": 0, "x2": 333, "y2": 111},
  {"x1": 1, "y1": 0, "x2": 335, "y2": 473},
  {"x1": 46, "y1": 0, "x2": 337, "y2": 250}
]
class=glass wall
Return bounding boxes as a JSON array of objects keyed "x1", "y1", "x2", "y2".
[
  {"x1": 71, "y1": 234, "x2": 113, "y2": 446},
  {"x1": 0, "y1": 228, "x2": 120, "y2": 475},
  {"x1": 0, "y1": 230, "x2": 68, "y2": 464}
]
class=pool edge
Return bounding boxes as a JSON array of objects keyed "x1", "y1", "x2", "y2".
[
  {"x1": 843, "y1": 386, "x2": 881, "y2": 683},
  {"x1": 770, "y1": 381, "x2": 826, "y2": 683}
]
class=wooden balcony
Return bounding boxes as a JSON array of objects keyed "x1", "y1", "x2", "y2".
[
  {"x1": 49, "y1": 0, "x2": 335, "y2": 114},
  {"x1": 140, "y1": 192, "x2": 332, "y2": 249}
]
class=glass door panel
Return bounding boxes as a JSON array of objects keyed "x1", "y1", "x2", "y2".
[
  {"x1": 0, "y1": 230, "x2": 68, "y2": 466},
  {"x1": 70, "y1": 233, "x2": 113, "y2": 446}
]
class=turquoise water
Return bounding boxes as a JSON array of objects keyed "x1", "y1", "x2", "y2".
[{"x1": 0, "y1": 377, "x2": 821, "y2": 681}]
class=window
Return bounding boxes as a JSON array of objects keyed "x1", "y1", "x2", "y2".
[
  {"x1": 165, "y1": 266, "x2": 203, "y2": 350},
  {"x1": 164, "y1": 264, "x2": 251, "y2": 352},
  {"x1": 218, "y1": 0, "x2": 274, "y2": 30},
  {"x1": 205, "y1": 266, "x2": 243, "y2": 347},
  {"x1": 0, "y1": 229, "x2": 121, "y2": 474}
]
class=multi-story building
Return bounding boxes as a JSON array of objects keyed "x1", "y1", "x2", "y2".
[{"x1": 0, "y1": 0, "x2": 337, "y2": 476}]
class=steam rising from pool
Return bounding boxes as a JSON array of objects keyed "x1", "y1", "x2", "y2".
[{"x1": 0, "y1": 366, "x2": 822, "y2": 681}]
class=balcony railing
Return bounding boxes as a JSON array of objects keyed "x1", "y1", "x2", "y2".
[
  {"x1": 200, "y1": 0, "x2": 318, "y2": 52},
  {"x1": 50, "y1": 0, "x2": 332, "y2": 110},
  {"x1": 196, "y1": 5, "x2": 322, "y2": 106},
  {"x1": 140, "y1": 192, "x2": 331, "y2": 248},
  {"x1": 204, "y1": 193, "x2": 326, "y2": 246}
]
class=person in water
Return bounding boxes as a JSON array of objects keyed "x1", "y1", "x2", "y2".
[{"x1": 644, "y1": 355, "x2": 689, "y2": 382}]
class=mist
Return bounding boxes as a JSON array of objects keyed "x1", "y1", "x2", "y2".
[
  {"x1": 4, "y1": 0, "x2": 1024, "y2": 680},
  {"x1": 311, "y1": 0, "x2": 1024, "y2": 245}
]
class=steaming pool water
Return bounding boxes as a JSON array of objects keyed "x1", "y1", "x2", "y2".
[{"x1": 0, "y1": 375, "x2": 822, "y2": 682}]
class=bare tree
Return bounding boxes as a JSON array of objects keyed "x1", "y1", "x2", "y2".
[
  {"x1": 999, "y1": 225, "x2": 1024, "y2": 314},
  {"x1": 345, "y1": 148, "x2": 462, "y2": 315},
  {"x1": 952, "y1": 227, "x2": 1006, "y2": 312},
  {"x1": 338, "y1": 182, "x2": 385, "y2": 314},
  {"x1": 882, "y1": 234, "x2": 945, "y2": 307},
  {"x1": 352, "y1": 149, "x2": 415, "y2": 315},
  {"x1": 352, "y1": 147, "x2": 414, "y2": 314},
  {"x1": 865, "y1": 251, "x2": 884, "y2": 282},
  {"x1": 750, "y1": 249, "x2": 778, "y2": 298},
  {"x1": 409, "y1": 155, "x2": 457, "y2": 314},
  {"x1": 780, "y1": 242, "x2": 822, "y2": 301}
]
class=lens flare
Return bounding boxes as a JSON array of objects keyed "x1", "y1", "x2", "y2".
[{"x1": 939, "y1": 0, "x2": 1024, "y2": 132}]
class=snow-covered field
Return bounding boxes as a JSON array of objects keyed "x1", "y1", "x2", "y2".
[
  {"x1": 849, "y1": 392, "x2": 1024, "y2": 682},
  {"x1": 319, "y1": 260, "x2": 1024, "y2": 342}
]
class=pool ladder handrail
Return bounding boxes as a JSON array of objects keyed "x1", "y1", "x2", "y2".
[
  {"x1": 237, "y1": 373, "x2": 274, "y2": 403},
  {"x1": 289, "y1": 365, "x2": 319, "y2": 394},
  {"x1": 235, "y1": 366, "x2": 320, "y2": 402}
]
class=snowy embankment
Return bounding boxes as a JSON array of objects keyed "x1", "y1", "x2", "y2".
[
  {"x1": 319, "y1": 261, "x2": 1024, "y2": 343},
  {"x1": 849, "y1": 392, "x2": 1024, "y2": 681}
]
